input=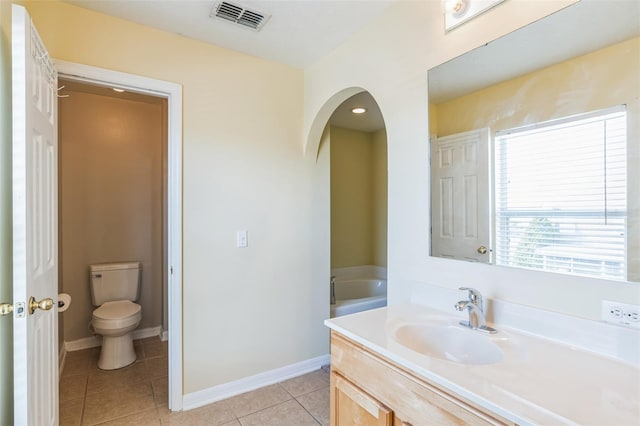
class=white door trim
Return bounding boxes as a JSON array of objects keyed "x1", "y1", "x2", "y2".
[{"x1": 54, "y1": 60, "x2": 184, "y2": 411}]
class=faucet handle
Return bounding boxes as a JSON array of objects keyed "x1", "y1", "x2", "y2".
[{"x1": 458, "y1": 287, "x2": 483, "y2": 307}]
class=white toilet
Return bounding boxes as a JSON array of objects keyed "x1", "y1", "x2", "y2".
[{"x1": 90, "y1": 262, "x2": 142, "y2": 370}]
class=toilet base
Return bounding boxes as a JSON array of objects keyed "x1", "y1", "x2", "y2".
[{"x1": 98, "y1": 333, "x2": 136, "y2": 370}]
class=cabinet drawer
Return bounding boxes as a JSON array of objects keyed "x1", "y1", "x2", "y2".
[{"x1": 331, "y1": 331, "x2": 515, "y2": 426}]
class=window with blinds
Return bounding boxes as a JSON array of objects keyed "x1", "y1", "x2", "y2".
[{"x1": 494, "y1": 106, "x2": 627, "y2": 280}]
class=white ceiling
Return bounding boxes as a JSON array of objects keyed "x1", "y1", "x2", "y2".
[
  {"x1": 65, "y1": 0, "x2": 391, "y2": 132},
  {"x1": 66, "y1": 0, "x2": 394, "y2": 69},
  {"x1": 329, "y1": 92, "x2": 386, "y2": 133}
]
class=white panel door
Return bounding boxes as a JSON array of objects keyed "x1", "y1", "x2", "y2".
[
  {"x1": 431, "y1": 129, "x2": 490, "y2": 263},
  {"x1": 12, "y1": 5, "x2": 59, "y2": 425}
]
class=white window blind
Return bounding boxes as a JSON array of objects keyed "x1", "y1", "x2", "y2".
[{"x1": 495, "y1": 106, "x2": 627, "y2": 280}]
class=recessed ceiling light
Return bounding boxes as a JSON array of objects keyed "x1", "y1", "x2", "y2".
[
  {"x1": 112, "y1": 88, "x2": 125, "y2": 93},
  {"x1": 351, "y1": 107, "x2": 367, "y2": 114}
]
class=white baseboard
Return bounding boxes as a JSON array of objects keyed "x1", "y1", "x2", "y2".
[
  {"x1": 65, "y1": 335, "x2": 101, "y2": 352},
  {"x1": 161, "y1": 329, "x2": 168, "y2": 341},
  {"x1": 182, "y1": 354, "x2": 331, "y2": 411},
  {"x1": 133, "y1": 326, "x2": 163, "y2": 341},
  {"x1": 64, "y1": 326, "x2": 163, "y2": 352}
]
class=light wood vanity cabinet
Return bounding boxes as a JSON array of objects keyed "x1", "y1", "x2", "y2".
[
  {"x1": 332, "y1": 373, "x2": 393, "y2": 425},
  {"x1": 330, "y1": 331, "x2": 516, "y2": 426}
]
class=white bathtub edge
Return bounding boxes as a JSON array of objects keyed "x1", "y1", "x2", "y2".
[
  {"x1": 331, "y1": 297, "x2": 388, "y2": 318},
  {"x1": 331, "y1": 265, "x2": 387, "y2": 280}
]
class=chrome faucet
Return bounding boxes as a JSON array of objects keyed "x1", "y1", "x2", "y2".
[
  {"x1": 330, "y1": 276, "x2": 336, "y2": 305},
  {"x1": 460, "y1": 286, "x2": 483, "y2": 311},
  {"x1": 455, "y1": 287, "x2": 497, "y2": 334}
]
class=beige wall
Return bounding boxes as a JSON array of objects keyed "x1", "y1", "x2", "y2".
[
  {"x1": 305, "y1": 0, "x2": 640, "y2": 320},
  {"x1": 330, "y1": 126, "x2": 387, "y2": 268},
  {"x1": 433, "y1": 37, "x2": 640, "y2": 136},
  {"x1": 59, "y1": 84, "x2": 165, "y2": 342},
  {"x1": 432, "y1": 36, "x2": 640, "y2": 282},
  {"x1": 0, "y1": 2, "x2": 14, "y2": 423},
  {"x1": 372, "y1": 129, "x2": 388, "y2": 267},
  {"x1": 331, "y1": 126, "x2": 372, "y2": 267},
  {"x1": 24, "y1": 0, "x2": 328, "y2": 394}
]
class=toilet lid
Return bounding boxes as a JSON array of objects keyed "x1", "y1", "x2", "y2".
[{"x1": 94, "y1": 300, "x2": 141, "y2": 320}]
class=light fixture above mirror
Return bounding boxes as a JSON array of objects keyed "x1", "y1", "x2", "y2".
[{"x1": 443, "y1": 0, "x2": 505, "y2": 32}]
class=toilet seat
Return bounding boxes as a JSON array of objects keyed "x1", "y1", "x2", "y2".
[{"x1": 93, "y1": 300, "x2": 141, "y2": 330}]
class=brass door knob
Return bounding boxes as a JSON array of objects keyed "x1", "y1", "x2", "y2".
[
  {"x1": 477, "y1": 246, "x2": 487, "y2": 254},
  {"x1": 0, "y1": 303, "x2": 13, "y2": 316},
  {"x1": 28, "y1": 297, "x2": 54, "y2": 315}
]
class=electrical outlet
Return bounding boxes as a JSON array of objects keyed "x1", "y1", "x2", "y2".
[{"x1": 601, "y1": 300, "x2": 640, "y2": 329}]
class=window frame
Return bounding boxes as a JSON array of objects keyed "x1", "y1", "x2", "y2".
[{"x1": 492, "y1": 105, "x2": 628, "y2": 280}]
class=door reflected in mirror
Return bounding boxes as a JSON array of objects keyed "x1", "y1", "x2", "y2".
[{"x1": 428, "y1": 0, "x2": 639, "y2": 282}]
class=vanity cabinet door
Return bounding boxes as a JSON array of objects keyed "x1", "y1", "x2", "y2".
[
  {"x1": 331, "y1": 372, "x2": 393, "y2": 426},
  {"x1": 330, "y1": 331, "x2": 515, "y2": 426}
]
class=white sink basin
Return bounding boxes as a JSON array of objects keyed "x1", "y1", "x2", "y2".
[{"x1": 393, "y1": 322, "x2": 504, "y2": 365}]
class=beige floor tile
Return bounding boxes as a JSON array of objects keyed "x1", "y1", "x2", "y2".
[
  {"x1": 134, "y1": 343, "x2": 146, "y2": 361},
  {"x1": 60, "y1": 374, "x2": 88, "y2": 403},
  {"x1": 60, "y1": 397, "x2": 84, "y2": 426},
  {"x1": 143, "y1": 340, "x2": 167, "y2": 359},
  {"x1": 279, "y1": 370, "x2": 330, "y2": 397},
  {"x1": 119, "y1": 380, "x2": 155, "y2": 400},
  {"x1": 96, "y1": 408, "x2": 161, "y2": 425},
  {"x1": 85, "y1": 378, "x2": 153, "y2": 404},
  {"x1": 89, "y1": 348, "x2": 102, "y2": 369},
  {"x1": 61, "y1": 345, "x2": 331, "y2": 426},
  {"x1": 63, "y1": 349, "x2": 97, "y2": 377},
  {"x1": 120, "y1": 359, "x2": 150, "y2": 380},
  {"x1": 145, "y1": 356, "x2": 168, "y2": 378},
  {"x1": 156, "y1": 405, "x2": 171, "y2": 417},
  {"x1": 296, "y1": 386, "x2": 330, "y2": 426},
  {"x1": 225, "y1": 384, "x2": 292, "y2": 418},
  {"x1": 83, "y1": 382, "x2": 156, "y2": 425},
  {"x1": 82, "y1": 387, "x2": 120, "y2": 425},
  {"x1": 159, "y1": 400, "x2": 235, "y2": 425},
  {"x1": 87, "y1": 362, "x2": 149, "y2": 394},
  {"x1": 86, "y1": 372, "x2": 113, "y2": 394},
  {"x1": 152, "y1": 376, "x2": 168, "y2": 406},
  {"x1": 238, "y1": 399, "x2": 320, "y2": 426}
]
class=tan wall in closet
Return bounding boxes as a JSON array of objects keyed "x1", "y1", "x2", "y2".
[{"x1": 59, "y1": 82, "x2": 166, "y2": 342}]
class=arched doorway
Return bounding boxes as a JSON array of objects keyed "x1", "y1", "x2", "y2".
[{"x1": 312, "y1": 91, "x2": 388, "y2": 318}]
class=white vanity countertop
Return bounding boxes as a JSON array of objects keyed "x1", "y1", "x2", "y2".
[{"x1": 325, "y1": 304, "x2": 640, "y2": 426}]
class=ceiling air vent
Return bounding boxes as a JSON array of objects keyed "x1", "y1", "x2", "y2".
[{"x1": 210, "y1": 1, "x2": 271, "y2": 31}]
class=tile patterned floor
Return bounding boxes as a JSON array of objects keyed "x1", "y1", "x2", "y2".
[{"x1": 59, "y1": 337, "x2": 330, "y2": 425}]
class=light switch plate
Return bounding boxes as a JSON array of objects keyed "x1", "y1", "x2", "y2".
[{"x1": 236, "y1": 230, "x2": 248, "y2": 248}]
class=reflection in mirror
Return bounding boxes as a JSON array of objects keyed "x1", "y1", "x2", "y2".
[{"x1": 428, "y1": 0, "x2": 639, "y2": 282}]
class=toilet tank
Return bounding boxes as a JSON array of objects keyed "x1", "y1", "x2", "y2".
[{"x1": 90, "y1": 262, "x2": 141, "y2": 306}]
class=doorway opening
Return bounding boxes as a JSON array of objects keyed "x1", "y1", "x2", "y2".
[
  {"x1": 56, "y1": 61, "x2": 183, "y2": 412},
  {"x1": 324, "y1": 91, "x2": 388, "y2": 318}
]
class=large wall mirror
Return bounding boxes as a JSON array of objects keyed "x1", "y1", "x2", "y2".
[{"x1": 428, "y1": 0, "x2": 639, "y2": 283}]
